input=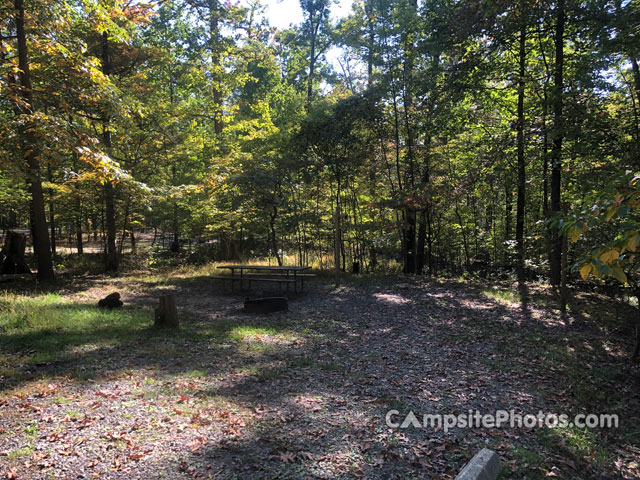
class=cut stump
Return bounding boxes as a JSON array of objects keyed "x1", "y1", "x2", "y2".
[
  {"x1": 155, "y1": 294, "x2": 179, "y2": 328},
  {"x1": 243, "y1": 297, "x2": 288, "y2": 314},
  {"x1": 0, "y1": 231, "x2": 31, "y2": 275}
]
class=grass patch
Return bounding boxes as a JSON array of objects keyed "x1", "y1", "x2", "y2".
[
  {"x1": 482, "y1": 287, "x2": 519, "y2": 305},
  {"x1": 227, "y1": 325, "x2": 293, "y2": 341},
  {"x1": 23, "y1": 422, "x2": 39, "y2": 437},
  {"x1": 0, "y1": 292, "x2": 153, "y2": 385},
  {"x1": 537, "y1": 425, "x2": 611, "y2": 471},
  {"x1": 506, "y1": 445, "x2": 545, "y2": 478},
  {"x1": 0, "y1": 293, "x2": 153, "y2": 352},
  {"x1": 7, "y1": 445, "x2": 34, "y2": 460}
]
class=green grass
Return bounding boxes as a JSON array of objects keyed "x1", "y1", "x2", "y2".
[
  {"x1": 0, "y1": 292, "x2": 153, "y2": 383},
  {"x1": 7, "y1": 445, "x2": 34, "y2": 460},
  {"x1": 0, "y1": 292, "x2": 152, "y2": 343},
  {"x1": 481, "y1": 286, "x2": 519, "y2": 305},
  {"x1": 23, "y1": 422, "x2": 39, "y2": 437},
  {"x1": 506, "y1": 445, "x2": 545, "y2": 478},
  {"x1": 536, "y1": 425, "x2": 611, "y2": 472},
  {"x1": 228, "y1": 325, "x2": 294, "y2": 341}
]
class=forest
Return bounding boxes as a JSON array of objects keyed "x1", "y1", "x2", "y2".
[
  {"x1": 0, "y1": 0, "x2": 637, "y2": 284},
  {"x1": 1, "y1": 0, "x2": 640, "y2": 479}
]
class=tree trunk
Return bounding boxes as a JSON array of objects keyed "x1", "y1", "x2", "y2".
[
  {"x1": 404, "y1": 208, "x2": 416, "y2": 274},
  {"x1": 0, "y1": 231, "x2": 31, "y2": 274},
  {"x1": 104, "y1": 183, "x2": 118, "y2": 269},
  {"x1": 542, "y1": 92, "x2": 549, "y2": 218},
  {"x1": 208, "y1": 0, "x2": 223, "y2": 135},
  {"x1": 14, "y1": 0, "x2": 54, "y2": 282},
  {"x1": 366, "y1": 0, "x2": 374, "y2": 87},
  {"x1": 549, "y1": 0, "x2": 565, "y2": 286},
  {"x1": 633, "y1": 290, "x2": 640, "y2": 364},
  {"x1": 334, "y1": 188, "x2": 341, "y2": 272},
  {"x1": 307, "y1": 21, "x2": 317, "y2": 105},
  {"x1": 47, "y1": 166, "x2": 56, "y2": 255},
  {"x1": 401, "y1": 2, "x2": 418, "y2": 274},
  {"x1": 76, "y1": 221, "x2": 83, "y2": 254},
  {"x1": 101, "y1": 31, "x2": 118, "y2": 272},
  {"x1": 74, "y1": 170, "x2": 83, "y2": 254},
  {"x1": 130, "y1": 229, "x2": 136, "y2": 254},
  {"x1": 170, "y1": 160, "x2": 180, "y2": 252},
  {"x1": 455, "y1": 203, "x2": 471, "y2": 270},
  {"x1": 631, "y1": 57, "x2": 640, "y2": 109},
  {"x1": 118, "y1": 196, "x2": 130, "y2": 254},
  {"x1": 417, "y1": 210, "x2": 426, "y2": 275},
  {"x1": 505, "y1": 181, "x2": 512, "y2": 244},
  {"x1": 632, "y1": 317, "x2": 640, "y2": 363},
  {"x1": 270, "y1": 206, "x2": 282, "y2": 266},
  {"x1": 155, "y1": 294, "x2": 179, "y2": 329},
  {"x1": 516, "y1": 22, "x2": 527, "y2": 283},
  {"x1": 427, "y1": 207, "x2": 434, "y2": 275},
  {"x1": 560, "y1": 210, "x2": 568, "y2": 314}
]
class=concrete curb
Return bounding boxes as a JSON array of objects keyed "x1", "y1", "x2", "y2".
[{"x1": 455, "y1": 448, "x2": 501, "y2": 480}]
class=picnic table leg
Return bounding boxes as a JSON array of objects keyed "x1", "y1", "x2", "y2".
[
  {"x1": 294, "y1": 271, "x2": 297, "y2": 293},
  {"x1": 286, "y1": 270, "x2": 290, "y2": 293}
]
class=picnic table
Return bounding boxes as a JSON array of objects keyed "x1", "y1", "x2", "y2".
[{"x1": 213, "y1": 265, "x2": 312, "y2": 293}]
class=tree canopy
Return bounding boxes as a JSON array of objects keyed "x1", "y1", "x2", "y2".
[{"x1": 0, "y1": 0, "x2": 638, "y2": 287}]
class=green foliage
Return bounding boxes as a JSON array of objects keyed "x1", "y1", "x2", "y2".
[
  {"x1": 0, "y1": 0, "x2": 637, "y2": 280},
  {"x1": 561, "y1": 171, "x2": 640, "y2": 285}
]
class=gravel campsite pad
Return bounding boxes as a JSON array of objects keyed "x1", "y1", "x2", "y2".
[{"x1": 1, "y1": 274, "x2": 639, "y2": 479}]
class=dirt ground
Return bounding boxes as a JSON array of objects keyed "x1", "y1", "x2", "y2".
[{"x1": 1, "y1": 274, "x2": 639, "y2": 479}]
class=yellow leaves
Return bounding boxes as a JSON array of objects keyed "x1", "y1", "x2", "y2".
[
  {"x1": 568, "y1": 225, "x2": 581, "y2": 243},
  {"x1": 587, "y1": 248, "x2": 628, "y2": 284},
  {"x1": 625, "y1": 234, "x2": 640, "y2": 252},
  {"x1": 580, "y1": 263, "x2": 592, "y2": 281},
  {"x1": 599, "y1": 249, "x2": 619, "y2": 263},
  {"x1": 76, "y1": 146, "x2": 129, "y2": 184}
]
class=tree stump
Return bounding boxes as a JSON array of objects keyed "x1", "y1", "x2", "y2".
[
  {"x1": 0, "y1": 231, "x2": 31, "y2": 275},
  {"x1": 155, "y1": 294, "x2": 179, "y2": 328}
]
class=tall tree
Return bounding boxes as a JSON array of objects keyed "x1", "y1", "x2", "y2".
[
  {"x1": 300, "y1": 0, "x2": 332, "y2": 105},
  {"x1": 549, "y1": 0, "x2": 565, "y2": 285},
  {"x1": 13, "y1": 0, "x2": 54, "y2": 281},
  {"x1": 101, "y1": 31, "x2": 119, "y2": 271},
  {"x1": 515, "y1": 14, "x2": 527, "y2": 283}
]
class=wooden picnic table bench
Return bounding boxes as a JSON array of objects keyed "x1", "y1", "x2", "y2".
[{"x1": 214, "y1": 265, "x2": 313, "y2": 293}]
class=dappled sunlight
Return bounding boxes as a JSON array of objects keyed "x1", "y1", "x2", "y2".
[
  {"x1": 227, "y1": 325, "x2": 302, "y2": 347},
  {"x1": 373, "y1": 292, "x2": 412, "y2": 305},
  {"x1": 1, "y1": 274, "x2": 638, "y2": 479},
  {"x1": 599, "y1": 340, "x2": 628, "y2": 359},
  {"x1": 481, "y1": 287, "x2": 520, "y2": 308}
]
